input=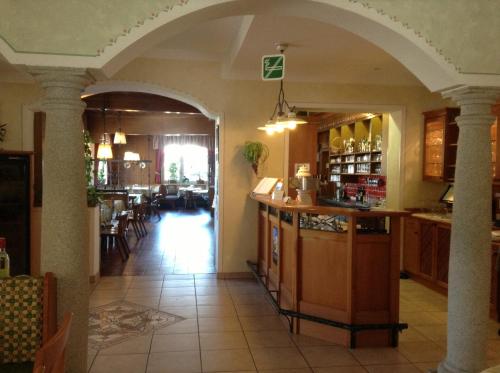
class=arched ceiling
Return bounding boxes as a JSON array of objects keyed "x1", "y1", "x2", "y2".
[{"x1": 0, "y1": 0, "x2": 499, "y2": 91}]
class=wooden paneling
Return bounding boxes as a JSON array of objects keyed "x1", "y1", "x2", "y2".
[
  {"x1": 403, "y1": 217, "x2": 420, "y2": 274},
  {"x1": 299, "y1": 234, "x2": 348, "y2": 311},
  {"x1": 419, "y1": 222, "x2": 434, "y2": 278},
  {"x1": 280, "y1": 222, "x2": 295, "y2": 308},
  {"x1": 436, "y1": 225, "x2": 451, "y2": 285}
]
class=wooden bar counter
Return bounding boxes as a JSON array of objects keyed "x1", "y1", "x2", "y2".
[{"x1": 250, "y1": 194, "x2": 409, "y2": 348}]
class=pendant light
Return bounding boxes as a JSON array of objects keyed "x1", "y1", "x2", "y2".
[
  {"x1": 258, "y1": 44, "x2": 307, "y2": 135},
  {"x1": 96, "y1": 105, "x2": 113, "y2": 160},
  {"x1": 113, "y1": 112, "x2": 127, "y2": 144}
]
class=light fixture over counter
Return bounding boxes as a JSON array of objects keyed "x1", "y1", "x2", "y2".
[
  {"x1": 113, "y1": 112, "x2": 127, "y2": 144},
  {"x1": 258, "y1": 43, "x2": 307, "y2": 135},
  {"x1": 97, "y1": 106, "x2": 113, "y2": 160}
]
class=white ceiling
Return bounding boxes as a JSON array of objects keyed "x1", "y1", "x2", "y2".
[
  {"x1": 143, "y1": 15, "x2": 423, "y2": 87},
  {"x1": 0, "y1": 15, "x2": 423, "y2": 87}
]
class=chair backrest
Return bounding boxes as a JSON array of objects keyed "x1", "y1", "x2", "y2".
[
  {"x1": 0, "y1": 273, "x2": 57, "y2": 364},
  {"x1": 185, "y1": 190, "x2": 194, "y2": 199},
  {"x1": 32, "y1": 313, "x2": 72, "y2": 373},
  {"x1": 117, "y1": 213, "x2": 129, "y2": 235},
  {"x1": 158, "y1": 184, "x2": 167, "y2": 195},
  {"x1": 166, "y1": 185, "x2": 178, "y2": 195}
]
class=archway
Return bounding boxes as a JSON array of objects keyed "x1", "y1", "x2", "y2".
[{"x1": 82, "y1": 82, "x2": 224, "y2": 274}]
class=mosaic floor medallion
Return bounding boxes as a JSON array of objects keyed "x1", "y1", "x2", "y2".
[{"x1": 88, "y1": 300, "x2": 184, "y2": 349}]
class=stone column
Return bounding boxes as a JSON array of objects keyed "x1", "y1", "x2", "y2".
[
  {"x1": 29, "y1": 67, "x2": 94, "y2": 373},
  {"x1": 438, "y1": 87, "x2": 500, "y2": 373}
]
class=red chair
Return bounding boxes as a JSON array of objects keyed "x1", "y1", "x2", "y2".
[{"x1": 32, "y1": 313, "x2": 72, "y2": 373}]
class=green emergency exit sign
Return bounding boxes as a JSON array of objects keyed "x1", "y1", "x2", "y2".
[{"x1": 262, "y1": 54, "x2": 285, "y2": 80}]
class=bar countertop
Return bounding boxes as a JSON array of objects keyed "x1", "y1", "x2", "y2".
[{"x1": 250, "y1": 193, "x2": 409, "y2": 217}]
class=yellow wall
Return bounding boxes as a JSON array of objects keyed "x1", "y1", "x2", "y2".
[{"x1": 1, "y1": 59, "x2": 451, "y2": 273}]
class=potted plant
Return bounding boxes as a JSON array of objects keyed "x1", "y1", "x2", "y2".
[
  {"x1": 242, "y1": 141, "x2": 269, "y2": 174},
  {"x1": 84, "y1": 130, "x2": 101, "y2": 207},
  {"x1": 168, "y1": 162, "x2": 178, "y2": 183}
]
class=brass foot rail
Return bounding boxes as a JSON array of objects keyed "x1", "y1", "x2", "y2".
[{"x1": 246, "y1": 260, "x2": 408, "y2": 349}]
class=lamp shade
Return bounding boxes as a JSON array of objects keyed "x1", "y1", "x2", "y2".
[
  {"x1": 113, "y1": 131, "x2": 127, "y2": 144},
  {"x1": 123, "y1": 151, "x2": 140, "y2": 161},
  {"x1": 97, "y1": 143, "x2": 113, "y2": 159}
]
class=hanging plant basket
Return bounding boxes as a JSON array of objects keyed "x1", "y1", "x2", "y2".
[{"x1": 242, "y1": 141, "x2": 269, "y2": 174}]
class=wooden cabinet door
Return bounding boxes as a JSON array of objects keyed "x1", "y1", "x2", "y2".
[
  {"x1": 435, "y1": 225, "x2": 451, "y2": 286},
  {"x1": 419, "y1": 222, "x2": 435, "y2": 279},
  {"x1": 403, "y1": 218, "x2": 420, "y2": 274}
]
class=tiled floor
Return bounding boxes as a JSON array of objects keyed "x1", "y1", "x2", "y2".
[
  {"x1": 88, "y1": 275, "x2": 500, "y2": 373},
  {"x1": 101, "y1": 209, "x2": 215, "y2": 276}
]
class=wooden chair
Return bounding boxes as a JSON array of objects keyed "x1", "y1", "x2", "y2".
[
  {"x1": 32, "y1": 313, "x2": 72, "y2": 373},
  {"x1": 101, "y1": 213, "x2": 130, "y2": 261},
  {"x1": 128, "y1": 204, "x2": 145, "y2": 239},
  {"x1": 184, "y1": 190, "x2": 196, "y2": 209},
  {"x1": 0, "y1": 273, "x2": 57, "y2": 370}
]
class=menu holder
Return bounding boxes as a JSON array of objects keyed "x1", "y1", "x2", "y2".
[{"x1": 252, "y1": 177, "x2": 279, "y2": 195}]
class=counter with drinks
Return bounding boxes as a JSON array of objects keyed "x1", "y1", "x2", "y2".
[{"x1": 249, "y1": 194, "x2": 409, "y2": 348}]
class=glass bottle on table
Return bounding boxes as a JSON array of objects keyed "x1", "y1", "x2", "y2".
[{"x1": 0, "y1": 237, "x2": 10, "y2": 278}]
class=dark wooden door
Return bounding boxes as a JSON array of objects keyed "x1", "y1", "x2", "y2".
[
  {"x1": 436, "y1": 225, "x2": 451, "y2": 285},
  {"x1": 403, "y1": 218, "x2": 420, "y2": 274},
  {"x1": 419, "y1": 222, "x2": 435, "y2": 278}
]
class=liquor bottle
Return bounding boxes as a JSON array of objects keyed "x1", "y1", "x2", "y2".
[{"x1": 0, "y1": 237, "x2": 10, "y2": 278}]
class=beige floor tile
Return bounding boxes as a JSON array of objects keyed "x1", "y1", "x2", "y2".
[
  {"x1": 244, "y1": 330, "x2": 294, "y2": 348},
  {"x1": 165, "y1": 274, "x2": 194, "y2": 280},
  {"x1": 126, "y1": 288, "x2": 163, "y2": 298},
  {"x1": 94, "y1": 282, "x2": 131, "y2": 291},
  {"x1": 128, "y1": 280, "x2": 164, "y2": 289},
  {"x1": 364, "y1": 365, "x2": 421, "y2": 373},
  {"x1": 201, "y1": 348, "x2": 255, "y2": 372},
  {"x1": 235, "y1": 303, "x2": 277, "y2": 316},
  {"x1": 194, "y1": 273, "x2": 217, "y2": 279},
  {"x1": 129, "y1": 275, "x2": 164, "y2": 281},
  {"x1": 162, "y1": 286, "x2": 196, "y2": 296},
  {"x1": 159, "y1": 305, "x2": 198, "y2": 319},
  {"x1": 413, "y1": 325, "x2": 447, "y2": 342},
  {"x1": 87, "y1": 348, "x2": 98, "y2": 370},
  {"x1": 90, "y1": 353, "x2": 148, "y2": 373},
  {"x1": 313, "y1": 367, "x2": 367, "y2": 373},
  {"x1": 159, "y1": 295, "x2": 197, "y2": 307},
  {"x1": 290, "y1": 334, "x2": 336, "y2": 347},
  {"x1": 300, "y1": 346, "x2": 359, "y2": 367},
  {"x1": 351, "y1": 348, "x2": 409, "y2": 365},
  {"x1": 251, "y1": 347, "x2": 308, "y2": 370},
  {"x1": 163, "y1": 279, "x2": 195, "y2": 287},
  {"x1": 239, "y1": 316, "x2": 287, "y2": 331},
  {"x1": 124, "y1": 296, "x2": 160, "y2": 308},
  {"x1": 155, "y1": 318, "x2": 198, "y2": 334},
  {"x1": 199, "y1": 331, "x2": 248, "y2": 350},
  {"x1": 147, "y1": 350, "x2": 201, "y2": 373},
  {"x1": 261, "y1": 369, "x2": 312, "y2": 373},
  {"x1": 89, "y1": 297, "x2": 120, "y2": 308},
  {"x1": 195, "y1": 286, "x2": 229, "y2": 295},
  {"x1": 224, "y1": 279, "x2": 258, "y2": 286},
  {"x1": 91, "y1": 289, "x2": 128, "y2": 299},
  {"x1": 100, "y1": 333, "x2": 153, "y2": 355},
  {"x1": 195, "y1": 279, "x2": 226, "y2": 287},
  {"x1": 413, "y1": 362, "x2": 439, "y2": 373},
  {"x1": 198, "y1": 317, "x2": 242, "y2": 332},
  {"x1": 197, "y1": 305, "x2": 237, "y2": 318},
  {"x1": 231, "y1": 294, "x2": 270, "y2": 305},
  {"x1": 398, "y1": 328, "x2": 428, "y2": 342},
  {"x1": 397, "y1": 341, "x2": 446, "y2": 363},
  {"x1": 196, "y1": 294, "x2": 233, "y2": 306},
  {"x1": 150, "y1": 333, "x2": 199, "y2": 352},
  {"x1": 228, "y1": 287, "x2": 263, "y2": 296},
  {"x1": 399, "y1": 312, "x2": 444, "y2": 326}
]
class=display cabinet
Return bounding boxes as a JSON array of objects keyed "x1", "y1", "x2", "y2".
[
  {"x1": 328, "y1": 115, "x2": 384, "y2": 183},
  {"x1": 422, "y1": 108, "x2": 460, "y2": 182}
]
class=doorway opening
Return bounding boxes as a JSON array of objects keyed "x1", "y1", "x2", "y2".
[{"x1": 82, "y1": 91, "x2": 219, "y2": 276}]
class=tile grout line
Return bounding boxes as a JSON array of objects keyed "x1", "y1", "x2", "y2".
[
  {"x1": 226, "y1": 282, "x2": 259, "y2": 373},
  {"x1": 194, "y1": 274, "x2": 204, "y2": 373}
]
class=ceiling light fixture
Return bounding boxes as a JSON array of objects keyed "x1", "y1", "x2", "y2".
[
  {"x1": 113, "y1": 112, "x2": 127, "y2": 145},
  {"x1": 96, "y1": 104, "x2": 113, "y2": 160},
  {"x1": 258, "y1": 44, "x2": 307, "y2": 135}
]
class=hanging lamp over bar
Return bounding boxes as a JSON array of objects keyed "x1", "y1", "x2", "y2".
[
  {"x1": 258, "y1": 43, "x2": 307, "y2": 135},
  {"x1": 113, "y1": 112, "x2": 127, "y2": 144}
]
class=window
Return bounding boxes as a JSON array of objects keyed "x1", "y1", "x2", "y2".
[{"x1": 164, "y1": 144, "x2": 208, "y2": 183}]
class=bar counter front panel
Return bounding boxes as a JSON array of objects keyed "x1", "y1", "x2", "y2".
[{"x1": 251, "y1": 194, "x2": 408, "y2": 348}]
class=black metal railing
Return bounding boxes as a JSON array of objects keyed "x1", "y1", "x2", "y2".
[{"x1": 247, "y1": 260, "x2": 408, "y2": 348}]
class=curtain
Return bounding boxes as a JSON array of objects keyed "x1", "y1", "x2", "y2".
[
  {"x1": 156, "y1": 135, "x2": 215, "y2": 184},
  {"x1": 153, "y1": 136, "x2": 164, "y2": 184}
]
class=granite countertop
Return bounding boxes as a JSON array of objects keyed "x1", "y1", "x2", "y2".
[{"x1": 411, "y1": 212, "x2": 452, "y2": 224}]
